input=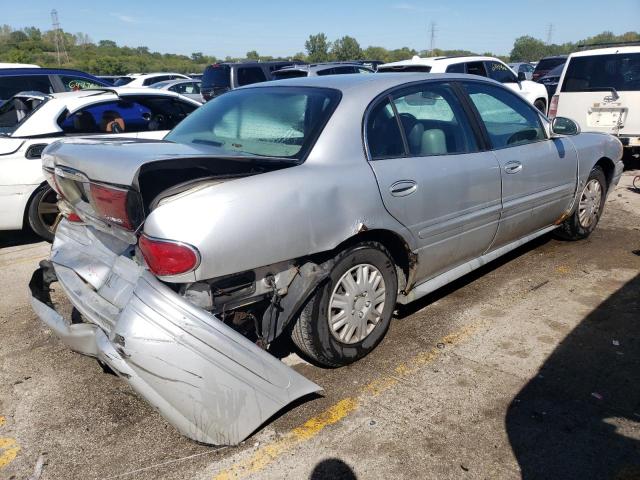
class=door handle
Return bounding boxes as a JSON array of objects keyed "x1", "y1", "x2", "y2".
[
  {"x1": 389, "y1": 180, "x2": 417, "y2": 197},
  {"x1": 504, "y1": 161, "x2": 523, "y2": 174}
]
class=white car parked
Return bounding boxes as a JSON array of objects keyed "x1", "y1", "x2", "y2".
[
  {"x1": 0, "y1": 87, "x2": 201, "y2": 240},
  {"x1": 114, "y1": 73, "x2": 191, "y2": 88},
  {"x1": 549, "y1": 46, "x2": 640, "y2": 155},
  {"x1": 379, "y1": 56, "x2": 549, "y2": 113}
]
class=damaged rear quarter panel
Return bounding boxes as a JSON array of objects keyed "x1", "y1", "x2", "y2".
[{"x1": 143, "y1": 94, "x2": 416, "y2": 281}]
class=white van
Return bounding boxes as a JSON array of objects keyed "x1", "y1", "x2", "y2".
[{"x1": 550, "y1": 46, "x2": 640, "y2": 154}]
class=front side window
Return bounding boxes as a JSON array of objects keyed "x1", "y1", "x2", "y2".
[
  {"x1": 463, "y1": 82, "x2": 545, "y2": 149},
  {"x1": 392, "y1": 83, "x2": 478, "y2": 155},
  {"x1": 237, "y1": 67, "x2": 267, "y2": 86},
  {"x1": 165, "y1": 86, "x2": 340, "y2": 160},
  {"x1": 486, "y1": 61, "x2": 517, "y2": 83},
  {"x1": 366, "y1": 99, "x2": 405, "y2": 159},
  {"x1": 466, "y1": 62, "x2": 487, "y2": 77},
  {"x1": 59, "y1": 75, "x2": 103, "y2": 91},
  {"x1": 171, "y1": 82, "x2": 200, "y2": 94},
  {"x1": 60, "y1": 97, "x2": 197, "y2": 134},
  {"x1": 561, "y1": 53, "x2": 640, "y2": 92}
]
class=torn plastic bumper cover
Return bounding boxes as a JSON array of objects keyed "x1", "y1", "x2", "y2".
[{"x1": 28, "y1": 224, "x2": 320, "y2": 445}]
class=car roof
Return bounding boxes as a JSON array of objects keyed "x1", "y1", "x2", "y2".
[
  {"x1": 277, "y1": 63, "x2": 369, "y2": 72},
  {"x1": 0, "y1": 67, "x2": 102, "y2": 76},
  {"x1": 569, "y1": 45, "x2": 640, "y2": 58},
  {"x1": 380, "y1": 55, "x2": 501, "y2": 69},
  {"x1": 246, "y1": 71, "x2": 499, "y2": 94}
]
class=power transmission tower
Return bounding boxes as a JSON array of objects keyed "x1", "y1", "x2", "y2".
[
  {"x1": 429, "y1": 21, "x2": 437, "y2": 56},
  {"x1": 51, "y1": 9, "x2": 69, "y2": 65},
  {"x1": 546, "y1": 23, "x2": 554, "y2": 45}
]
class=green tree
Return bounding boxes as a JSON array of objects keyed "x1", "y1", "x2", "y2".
[
  {"x1": 331, "y1": 35, "x2": 362, "y2": 61},
  {"x1": 363, "y1": 46, "x2": 387, "y2": 61},
  {"x1": 510, "y1": 36, "x2": 549, "y2": 62},
  {"x1": 246, "y1": 50, "x2": 260, "y2": 61},
  {"x1": 305, "y1": 33, "x2": 331, "y2": 63}
]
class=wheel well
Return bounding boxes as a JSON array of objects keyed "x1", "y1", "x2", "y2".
[
  {"x1": 22, "y1": 181, "x2": 48, "y2": 229},
  {"x1": 595, "y1": 157, "x2": 615, "y2": 189},
  {"x1": 318, "y1": 229, "x2": 415, "y2": 292}
]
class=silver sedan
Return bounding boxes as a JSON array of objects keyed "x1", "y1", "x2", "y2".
[
  {"x1": 149, "y1": 78, "x2": 203, "y2": 102},
  {"x1": 32, "y1": 73, "x2": 624, "y2": 445}
]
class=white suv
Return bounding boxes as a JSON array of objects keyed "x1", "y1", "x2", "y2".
[
  {"x1": 379, "y1": 56, "x2": 549, "y2": 112},
  {"x1": 549, "y1": 46, "x2": 640, "y2": 155}
]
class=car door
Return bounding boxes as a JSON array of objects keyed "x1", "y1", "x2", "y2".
[
  {"x1": 366, "y1": 81, "x2": 502, "y2": 281},
  {"x1": 461, "y1": 80, "x2": 578, "y2": 248}
]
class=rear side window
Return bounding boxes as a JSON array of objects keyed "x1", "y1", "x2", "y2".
[
  {"x1": 366, "y1": 99, "x2": 405, "y2": 159},
  {"x1": 331, "y1": 66, "x2": 358, "y2": 75},
  {"x1": 237, "y1": 67, "x2": 267, "y2": 86},
  {"x1": 486, "y1": 61, "x2": 516, "y2": 83},
  {"x1": 59, "y1": 97, "x2": 197, "y2": 134},
  {"x1": 143, "y1": 75, "x2": 172, "y2": 86},
  {"x1": 445, "y1": 63, "x2": 465, "y2": 74},
  {"x1": 378, "y1": 65, "x2": 432, "y2": 73},
  {"x1": 561, "y1": 53, "x2": 640, "y2": 92},
  {"x1": 0, "y1": 75, "x2": 53, "y2": 99},
  {"x1": 272, "y1": 70, "x2": 308, "y2": 79},
  {"x1": 466, "y1": 62, "x2": 487, "y2": 77},
  {"x1": 463, "y1": 82, "x2": 545, "y2": 149},
  {"x1": 165, "y1": 86, "x2": 341, "y2": 160},
  {"x1": 392, "y1": 83, "x2": 478, "y2": 155},
  {"x1": 59, "y1": 75, "x2": 104, "y2": 91}
]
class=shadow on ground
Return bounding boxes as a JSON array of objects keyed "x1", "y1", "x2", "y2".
[
  {"x1": 0, "y1": 229, "x2": 42, "y2": 248},
  {"x1": 506, "y1": 274, "x2": 640, "y2": 479},
  {"x1": 309, "y1": 458, "x2": 357, "y2": 479}
]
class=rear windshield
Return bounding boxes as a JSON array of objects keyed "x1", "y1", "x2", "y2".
[
  {"x1": 113, "y1": 77, "x2": 134, "y2": 86},
  {"x1": 165, "y1": 86, "x2": 341, "y2": 160},
  {"x1": 561, "y1": 53, "x2": 640, "y2": 92},
  {"x1": 272, "y1": 70, "x2": 308, "y2": 80},
  {"x1": 0, "y1": 95, "x2": 47, "y2": 134},
  {"x1": 202, "y1": 65, "x2": 231, "y2": 89},
  {"x1": 377, "y1": 65, "x2": 432, "y2": 73},
  {"x1": 534, "y1": 58, "x2": 566, "y2": 73}
]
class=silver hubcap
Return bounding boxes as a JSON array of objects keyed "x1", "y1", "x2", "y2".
[
  {"x1": 578, "y1": 179, "x2": 602, "y2": 228},
  {"x1": 38, "y1": 188, "x2": 61, "y2": 233},
  {"x1": 328, "y1": 264, "x2": 386, "y2": 344}
]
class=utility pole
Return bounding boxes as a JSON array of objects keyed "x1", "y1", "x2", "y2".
[
  {"x1": 429, "y1": 21, "x2": 437, "y2": 56},
  {"x1": 51, "y1": 9, "x2": 69, "y2": 65},
  {"x1": 546, "y1": 23, "x2": 554, "y2": 45}
]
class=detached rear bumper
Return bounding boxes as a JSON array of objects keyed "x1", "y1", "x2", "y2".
[{"x1": 29, "y1": 221, "x2": 320, "y2": 445}]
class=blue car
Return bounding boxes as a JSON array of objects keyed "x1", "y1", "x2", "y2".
[{"x1": 0, "y1": 68, "x2": 110, "y2": 102}]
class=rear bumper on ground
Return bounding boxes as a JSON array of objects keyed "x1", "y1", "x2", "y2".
[
  {"x1": 0, "y1": 183, "x2": 38, "y2": 230},
  {"x1": 29, "y1": 221, "x2": 320, "y2": 445}
]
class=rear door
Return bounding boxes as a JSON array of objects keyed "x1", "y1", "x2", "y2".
[
  {"x1": 556, "y1": 51, "x2": 640, "y2": 138},
  {"x1": 366, "y1": 81, "x2": 501, "y2": 281},
  {"x1": 462, "y1": 80, "x2": 577, "y2": 248}
]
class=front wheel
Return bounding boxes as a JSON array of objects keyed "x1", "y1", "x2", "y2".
[
  {"x1": 291, "y1": 242, "x2": 398, "y2": 367},
  {"x1": 27, "y1": 185, "x2": 60, "y2": 242},
  {"x1": 555, "y1": 166, "x2": 607, "y2": 241}
]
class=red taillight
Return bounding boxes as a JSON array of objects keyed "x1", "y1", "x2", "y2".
[
  {"x1": 90, "y1": 183, "x2": 139, "y2": 230},
  {"x1": 67, "y1": 212, "x2": 82, "y2": 223},
  {"x1": 548, "y1": 95, "x2": 559, "y2": 119},
  {"x1": 138, "y1": 235, "x2": 200, "y2": 276}
]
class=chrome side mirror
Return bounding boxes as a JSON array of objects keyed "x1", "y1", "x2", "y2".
[{"x1": 551, "y1": 117, "x2": 580, "y2": 136}]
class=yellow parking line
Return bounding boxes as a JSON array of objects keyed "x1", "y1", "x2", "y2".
[
  {"x1": 213, "y1": 320, "x2": 485, "y2": 480},
  {"x1": 0, "y1": 416, "x2": 20, "y2": 470}
]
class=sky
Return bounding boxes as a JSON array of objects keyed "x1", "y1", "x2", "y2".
[{"x1": 4, "y1": 0, "x2": 640, "y2": 58}]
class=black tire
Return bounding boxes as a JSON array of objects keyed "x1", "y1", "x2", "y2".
[
  {"x1": 291, "y1": 241, "x2": 398, "y2": 367},
  {"x1": 27, "y1": 185, "x2": 59, "y2": 242},
  {"x1": 534, "y1": 98, "x2": 547, "y2": 114},
  {"x1": 555, "y1": 166, "x2": 607, "y2": 241}
]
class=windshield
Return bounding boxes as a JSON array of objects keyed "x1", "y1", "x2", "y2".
[
  {"x1": 0, "y1": 95, "x2": 47, "y2": 135},
  {"x1": 202, "y1": 65, "x2": 231, "y2": 89},
  {"x1": 562, "y1": 53, "x2": 640, "y2": 92},
  {"x1": 165, "y1": 86, "x2": 341, "y2": 160}
]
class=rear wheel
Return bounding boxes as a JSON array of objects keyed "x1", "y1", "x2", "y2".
[
  {"x1": 27, "y1": 185, "x2": 60, "y2": 242},
  {"x1": 534, "y1": 98, "x2": 547, "y2": 114},
  {"x1": 291, "y1": 242, "x2": 397, "y2": 367},
  {"x1": 555, "y1": 166, "x2": 607, "y2": 241}
]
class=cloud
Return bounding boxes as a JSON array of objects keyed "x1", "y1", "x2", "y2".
[{"x1": 110, "y1": 13, "x2": 136, "y2": 23}]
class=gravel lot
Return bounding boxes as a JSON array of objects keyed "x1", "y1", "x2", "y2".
[{"x1": 1, "y1": 171, "x2": 639, "y2": 480}]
